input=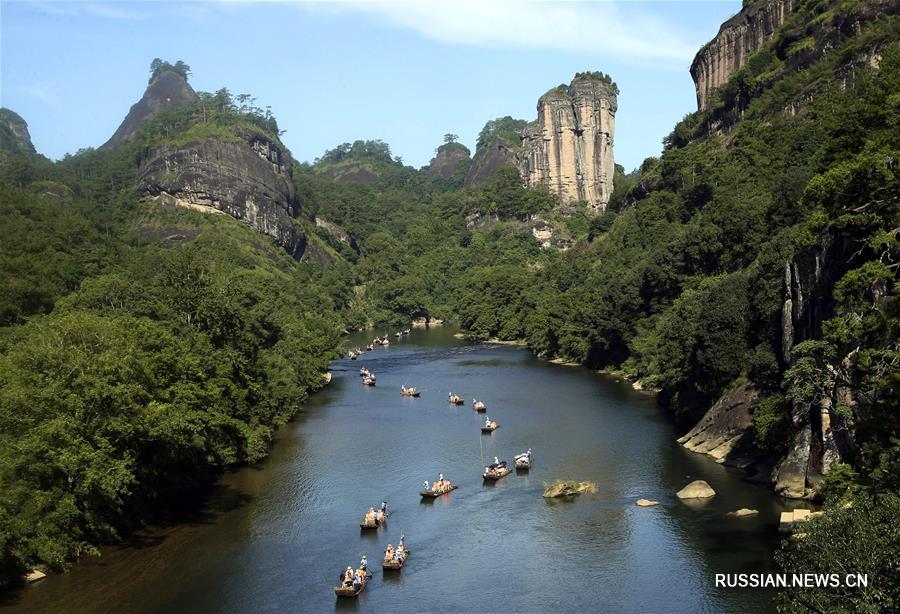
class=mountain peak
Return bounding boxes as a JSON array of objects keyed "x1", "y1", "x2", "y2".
[{"x1": 102, "y1": 69, "x2": 197, "y2": 148}]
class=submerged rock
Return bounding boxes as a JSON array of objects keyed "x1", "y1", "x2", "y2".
[
  {"x1": 636, "y1": 499, "x2": 659, "y2": 507},
  {"x1": 676, "y1": 480, "x2": 716, "y2": 499},
  {"x1": 543, "y1": 480, "x2": 597, "y2": 498},
  {"x1": 727, "y1": 508, "x2": 759, "y2": 518}
]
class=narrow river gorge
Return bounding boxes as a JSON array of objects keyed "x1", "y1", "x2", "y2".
[{"x1": 5, "y1": 327, "x2": 805, "y2": 613}]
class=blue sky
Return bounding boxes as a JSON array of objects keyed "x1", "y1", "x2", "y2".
[{"x1": 1, "y1": 1, "x2": 739, "y2": 172}]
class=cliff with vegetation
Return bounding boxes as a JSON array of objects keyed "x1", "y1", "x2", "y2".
[
  {"x1": 0, "y1": 62, "x2": 344, "y2": 589},
  {"x1": 690, "y1": 0, "x2": 800, "y2": 110},
  {"x1": 103, "y1": 68, "x2": 197, "y2": 148},
  {"x1": 466, "y1": 73, "x2": 617, "y2": 210},
  {"x1": 521, "y1": 73, "x2": 617, "y2": 210},
  {"x1": 136, "y1": 126, "x2": 305, "y2": 257},
  {"x1": 0, "y1": 108, "x2": 36, "y2": 159}
]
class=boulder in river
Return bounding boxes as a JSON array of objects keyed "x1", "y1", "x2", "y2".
[
  {"x1": 636, "y1": 499, "x2": 659, "y2": 507},
  {"x1": 543, "y1": 480, "x2": 598, "y2": 498},
  {"x1": 726, "y1": 508, "x2": 758, "y2": 518},
  {"x1": 676, "y1": 480, "x2": 716, "y2": 499}
]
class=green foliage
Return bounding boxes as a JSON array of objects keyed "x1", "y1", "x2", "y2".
[
  {"x1": 148, "y1": 58, "x2": 191, "y2": 84},
  {"x1": 752, "y1": 394, "x2": 793, "y2": 452},
  {"x1": 476, "y1": 116, "x2": 528, "y2": 150},
  {"x1": 572, "y1": 70, "x2": 619, "y2": 95},
  {"x1": 775, "y1": 493, "x2": 900, "y2": 612},
  {"x1": 316, "y1": 139, "x2": 395, "y2": 166}
]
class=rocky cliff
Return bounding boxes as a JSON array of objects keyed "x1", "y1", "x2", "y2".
[
  {"x1": 103, "y1": 71, "x2": 197, "y2": 148},
  {"x1": 464, "y1": 137, "x2": 522, "y2": 188},
  {"x1": 426, "y1": 142, "x2": 471, "y2": 179},
  {"x1": 465, "y1": 74, "x2": 617, "y2": 211},
  {"x1": 0, "y1": 108, "x2": 36, "y2": 158},
  {"x1": 690, "y1": 0, "x2": 800, "y2": 111},
  {"x1": 521, "y1": 76, "x2": 617, "y2": 210},
  {"x1": 136, "y1": 127, "x2": 306, "y2": 257}
]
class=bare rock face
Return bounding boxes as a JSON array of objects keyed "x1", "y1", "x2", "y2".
[
  {"x1": 678, "y1": 383, "x2": 767, "y2": 473},
  {"x1": 521, "y1": 77, "x2": 617, "y2": 211},
  {"x1": 136, "y1": 127, "x2": 305, "y2": 257},
  {"x1": 690, "y1": 0, "x2": 800, "y2": 111},
  {"x1": 426, "y1": 143, "x2": 470, "y2": 179},
  {"x1": 465, "y1": 137, "x2": 522, "y2": 188},
  {"x1": 103, "y1": 71, "x2": 197, "y2": 148}
]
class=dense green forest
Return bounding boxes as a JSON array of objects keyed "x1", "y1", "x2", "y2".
[{"x1": 1, "y1": 0, "x2": 898, "y2": 607}]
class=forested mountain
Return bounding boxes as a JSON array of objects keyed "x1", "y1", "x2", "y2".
[{"x1": 1, "y1": 0, "x2": 897, "y2": 607}]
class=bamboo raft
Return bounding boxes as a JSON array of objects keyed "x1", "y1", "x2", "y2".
[
  {"x1": 334, "y1": 572, "x2": 369, "y2": 597},
  {"x1": 483, "y1": 464, "x2": 511, "y2": 480},
  {"x1": 360, "y1": 510, "x2": 387, "y2": 529},
  {"x1": 383, "y1": 548, "x2": 410, "y2": 570},
  {"x1": 401, "y1": 387, "x2": 421, "y2": 397},
  {"x1": 473, "y1": 400, "x2": 486, "y2": 412},
  {"x1": 363, "y1": 377, "x2": 376, "y2": 386},
  {"x1": 448, "y1": 395, "x2": 464, "y2": 405},
  {"x1": 515, "y1": 456, "x2": 532, "y2": 470},
  {"x1": 481, "y1": 420, "x2": 499, "y2": 433},
  {"x1": 420, "y1": 484, "x2": 457, "y2": 498}
]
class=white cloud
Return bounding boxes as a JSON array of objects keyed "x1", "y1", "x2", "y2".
[
  {"x1": 33, "y1": 1, "x2": 150, "y2": 20},
  {"x1": 83, "y1": 3, "x2": 151, "y2": 20},
  {"x1": 299, "y1": 1, "x2": 699, "y2": 62},
  {"x1": 18, "y1": 84, "x2": 60, "y2": 106}
]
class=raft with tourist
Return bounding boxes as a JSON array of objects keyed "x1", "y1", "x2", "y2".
[
  {"x1": 481, "y1": 416, "x2": 499, "y2": 433},
  {"x1": 420, "y1": 475, "x2": 456, "y2": 497},
  {"x1": 359, "y1": 505, "x2": 388, "y2": 529},
  {"x1": 483, "y1": 457, "x2": 512, "y2": 480},
  {"x1": 383, "y1": 535, "x2": 409, "y2": 570},
  {"x1": 363, "y1": 375, "x2": 376, "y2": 386},
  {"x1": 515, "y1": 449, "x2": 533, "y2": 470},
  {"x1": 448, "y1": 392, "x2": 464, "y2": 405},
  {"x1": 472, "y1": 399, "x2": 486, "y2": 412},
  {"x1": 334, "y1": 561, "x2": 370, "y2": 597},
  {"x1": 401, "y1": 386, "x2": 421, "y2": 397}
]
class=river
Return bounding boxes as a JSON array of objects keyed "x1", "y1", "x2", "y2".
[{"x1": 3, "y1": 327, "x2": 801, "y2": 613}]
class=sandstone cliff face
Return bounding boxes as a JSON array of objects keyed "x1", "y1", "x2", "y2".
[
  {"x1": 521, "y1": 78, "x2": 617, "y2": 211},
  {"x1": 104, "y1": 71, "x2": 197, "y2": 148},
  {"x1": 690, "y1": 0, "x2": 799, "y2": 111},
  {"x1": 136, "y1": 127, "x2": 305, "y2": 257},
  {"x1": 465, "y1": 76, "x2": 617, "y2": 211}
]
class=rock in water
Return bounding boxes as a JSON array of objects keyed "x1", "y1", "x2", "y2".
[
  {"x1": 727, "y1": 508, "x2": 759, "y2": 517},
  {"x1": 543, "y1": 480, "x2": 598, "y2": 498},
  {"x1": 676, "y1": 480, "x2": 716, "y2": 499},
  {"x1": 636, "y1": 499, "x2": 659, "y2": 507}
]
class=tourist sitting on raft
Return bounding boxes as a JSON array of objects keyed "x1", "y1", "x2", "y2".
[{"x1": 341, "y1": 566, "x2": 354, "y2": 587}]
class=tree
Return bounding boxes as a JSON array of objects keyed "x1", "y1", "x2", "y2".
[{"x1": 443, "y1": 133, "x2": 458, "y2": 144}]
